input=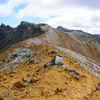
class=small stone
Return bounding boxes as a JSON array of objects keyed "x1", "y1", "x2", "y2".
[
  {"x1": 69, "y1": 69, "x2": 76, "y2": 73},
  {"x1": 25, "y1": 91, "x2": 29, "y2": 94},
  {"x1": 10, "y1": 74, "x2": 14, "y2": 77},
  {"x1": 41, "y1": 89, "x2": 50, "y2": 97},
  {"x1": 13, "y1": 86, "x2": 18, "y2": 90},
  {"x1": 14, "y1": 81, "x2": 27, "y2": 88},
  {"x1": 98, "y1": 82, "x2": 100, "y2": 86},
  {"x1": 46, "y1": 67, "x2": 52, "y2": 70},
  {"x1": 62, "y1": 91, "x2": 68, "y2": 97},
  {"x1": 96, "y1": 87, "x2": 100, "y2": 90},
  {"x1": 85, "y1": 89, "x2": 93, "y2": 99},
  {"x1": 49, "y1": 90, "x2": 55, "y2": 96},
  {"x1": 33, "y1": 74, "x2": 37, "y2": 77},
  {"x1": 3, "y1": 78, "x2": 7, "y2": 81},
  {"x1": 51, "y1": 50, "x2": 58, "y2": 54},
  {"x1": 22, "y1": 77, "x2": 30, "y2": 83},
  {"x1": 36, "y1": 65, "x2": 44, "y2": 72},
  {"x1": 30, "y1": 58, "x2": 37, "y2": 64},
  {"x1": 12, "y1": 69, "x2": 19, "y2": 73},
  {"x1": 27, "y1": 61, "x2": 30, "y2": 65},
  {"x1": 55, "y1": 87, "x2": 62, "y2": 94},
  {"x1": 74, "y1": 71, "x2": 79, "y2": 75},
  {"x1": 35, "y1": 79, "x2": 38, "y2": 83},
  {"x1": 64, "y1": 68, "x2": 68, "y2": 71},
  {"x1": 65, "y1": 82, "x2": 68, "y2": 85},
  {"x1": 27, "y1": 68, "x2": 30, "y2": 71},
  {"x1": 44, "y1": 64, "x2": 48, "y2": 68},
  {"x1": 29, "y1": 79, "x2": 36, "y2": 83},
  {"x1": 73, "y1": 74, "x2": 79, "y2": 80},
  {"x1": 29, "y1": 78, "x2": 38, "y2": 83},
  {"x1": 9, "y1": 70, "x2": 19, "y2": 75}
]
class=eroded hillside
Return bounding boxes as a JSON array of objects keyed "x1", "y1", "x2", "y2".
[
  {"x1": 34, "y1": 25, "x2": 100, "y2": 62},
  {"x1": 0, "y1": 40, "x2": 100, "y2": 100},
  {"x1": 0, "y1": 22, "x2": 100, "y2": 62}
]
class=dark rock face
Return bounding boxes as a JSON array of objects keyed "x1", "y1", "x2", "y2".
[{"x1": 0, "y1": 21, "x2": 46, "y2": 52}]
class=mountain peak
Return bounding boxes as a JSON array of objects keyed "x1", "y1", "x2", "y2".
[
  {"x1": 0, "y1": 23, "x2": 6, "y2": 28},
  {"x1": 20, "y1": 21, "x2": 35, "y2": 26},
  {"x1": 57, "y1": 26, "x2": 67, "y2": 30}
]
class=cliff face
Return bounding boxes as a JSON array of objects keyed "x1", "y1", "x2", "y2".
[
  {"x1": 0, "y1": 21, "x2": 100, "y2": 62},
  {"x1": 0, "y1": 21, "x2": 46, "y2": 52}
]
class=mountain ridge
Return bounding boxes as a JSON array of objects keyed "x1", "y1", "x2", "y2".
[
  {"x1": 0, "y1": 21, "x2": 100, "y2": 100},
  {"x1": 0, "y1": 21, "x2": 100, "y2": 62}
]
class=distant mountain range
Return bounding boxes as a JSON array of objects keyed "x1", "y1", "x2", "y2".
[
  {"x1": 0, "y1": 21, "x2": 100, "y2": 62},
  {"x1": 94, "y1": 34, "x2": 100, "y2": 36}
]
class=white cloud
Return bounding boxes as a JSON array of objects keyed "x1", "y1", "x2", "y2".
[
  {"x1": 0, "y1": 0, "x2": 24, "y2": 16},
  {"x1": 0, "y1": 0, "x2": 100, "y2": 34}
]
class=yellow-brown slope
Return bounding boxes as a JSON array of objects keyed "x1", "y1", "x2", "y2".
[{"x1": 0, "y1": 42, "x2": 100, "y2": 100}]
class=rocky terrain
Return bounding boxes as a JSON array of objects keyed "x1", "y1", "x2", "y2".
[
  {"x1": 0, "y1": 21, "x2": 100, "y2": 62},
  {"x1": 0, "y1": 21, "x2": 100, "y2": 100},
  {"x1": 0, "y1": 39, "x2": 100, "y2": 100}
]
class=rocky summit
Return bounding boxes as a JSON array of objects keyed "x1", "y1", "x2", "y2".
[{"x1": 0, "y1": 21, "x2": 100, "y2": 100}]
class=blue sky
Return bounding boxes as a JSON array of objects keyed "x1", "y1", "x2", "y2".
[
  {"x1": 0, "y1": 0, "x2": 100, "y2": 34},
  {"x1": 0, "y1": 0, "x2": 8, "y2": 4}
]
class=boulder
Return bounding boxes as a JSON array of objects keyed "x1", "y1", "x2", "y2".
[{"x1": 49, "y1": 55, "x2": 64, "y2": 66}]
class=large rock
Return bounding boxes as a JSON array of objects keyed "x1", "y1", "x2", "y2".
[
  {"x1": 14, "y1": 81, "x2": 27, "y2": 88},
  {"x1": 49, "y1": 55, "x2": 64, "y2": 66}
]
